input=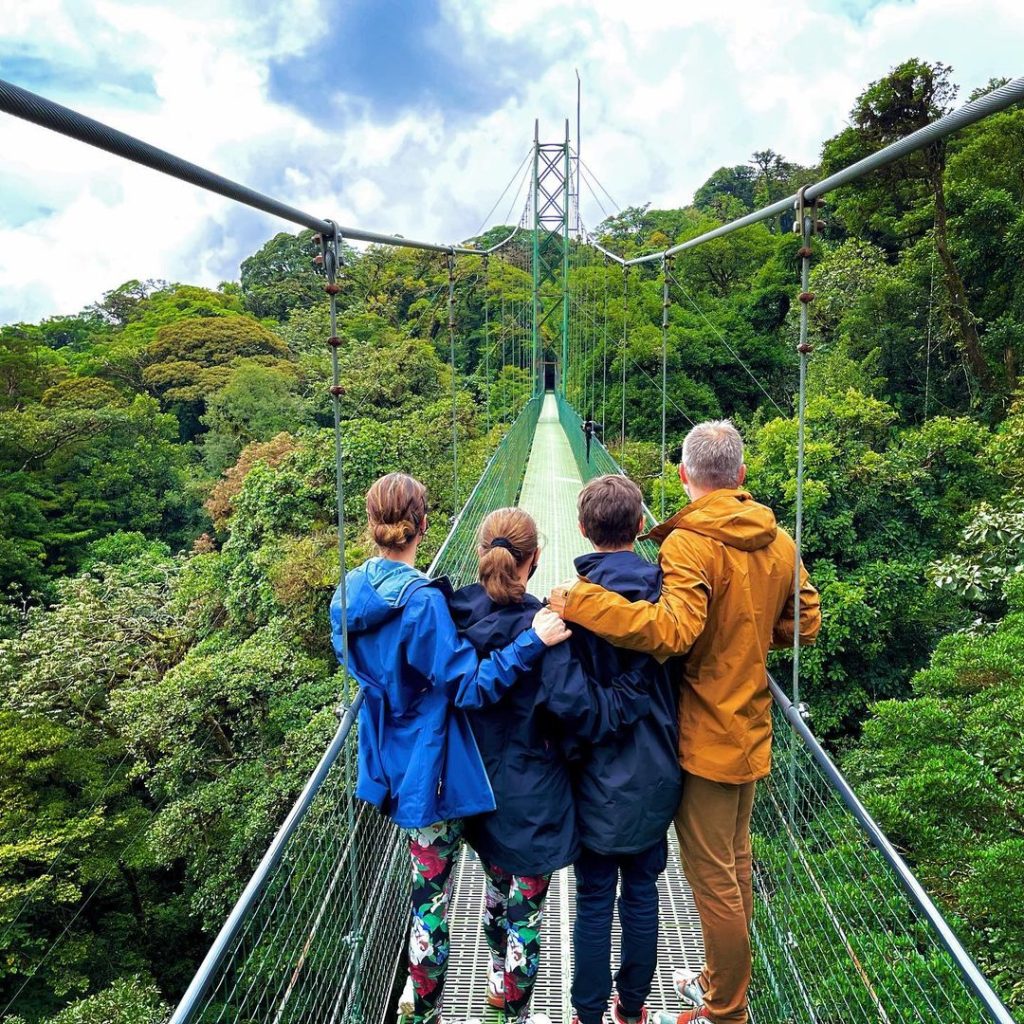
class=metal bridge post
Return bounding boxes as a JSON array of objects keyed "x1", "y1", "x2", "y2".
[
  {"x1": 561, "y1": 119, "x2": 571, "y2": 395},
  {"x1": 530, "y1": 121, "x2": 571, "y2": 396}
]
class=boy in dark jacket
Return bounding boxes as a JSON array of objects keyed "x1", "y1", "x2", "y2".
[{"x1": 568, "y1": 475, "x2": 682, "y2": 1024}]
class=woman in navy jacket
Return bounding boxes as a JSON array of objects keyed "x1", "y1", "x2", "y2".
[
  {"x1": 331, "y1": 474, "x2": 570, "y2": 1024},
  {"x1": 449, "y1": 507, "x2": 648, "y2": 1024}
]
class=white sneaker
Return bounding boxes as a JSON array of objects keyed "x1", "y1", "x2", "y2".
[
  {"x1": 487, "y1": 964, "x2": 504, "y2": 1009},
  {"x1": 510, "y1": 1015, "x2": 553, "y2": 1024},
  {"x1": 399, "y1": 975, "x2": 415, "y2": 1017},
  {"x1": 672, "y1": 967, "x2": 706, "y2": 1008}
]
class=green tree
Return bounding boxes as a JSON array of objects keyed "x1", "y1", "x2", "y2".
[
  {"x1": 141, "y1": 315, "x2": 292, "y2": 438},
  {"x1": 240, "y1": 229, "x2": 330, "y2": 321},
  {"x1": 200, "y1": 364, "x2": 310, "y2": 474}
]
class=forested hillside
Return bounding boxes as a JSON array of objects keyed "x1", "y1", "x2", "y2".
[{"x1": 1, "y1": 59, "x2": 1022, "y2": 1020}]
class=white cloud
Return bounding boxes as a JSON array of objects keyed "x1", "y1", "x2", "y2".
[{"x1": 1, "y1": 0, "x2": 1022, "y2": 323}]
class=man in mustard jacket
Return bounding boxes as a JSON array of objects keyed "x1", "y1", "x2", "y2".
[{"x1": 549, "y1": 420, "x2": 820, "y2": 1024}]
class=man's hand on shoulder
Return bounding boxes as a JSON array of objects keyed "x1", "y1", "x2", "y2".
[{"x1": 547, "y1": 579, "x2": 578, "y2": 616}]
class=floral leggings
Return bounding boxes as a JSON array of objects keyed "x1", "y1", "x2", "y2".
[
  {"x1": 407, "y1": 821, "x2": 463, "y2": 1024},
  {"x1": 406, "y1": 820, "x2": 551, "y2": 1024},
  {"x1": 481, "y1": 861, "x2": 552, "y2": 1021}
]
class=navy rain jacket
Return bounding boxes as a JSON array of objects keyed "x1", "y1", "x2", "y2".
[
  {"x1": 572, "y1": 550, "x2": 682, "y2": 855},
  {"x1": 449, "y1": 584, "x2": 650, "y2": 877},
  {"x1": 332, "y1": 558, "x2": 546, "y2": 830}
]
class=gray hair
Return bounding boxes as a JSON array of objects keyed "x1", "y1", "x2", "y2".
[{"x1": 681, "y1": 420, "x2": 745, "y2": 489}]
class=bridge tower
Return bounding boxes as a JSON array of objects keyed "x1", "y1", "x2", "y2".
[{"x1": 531, "y1": 119, "x2": 571, "y2": 394}]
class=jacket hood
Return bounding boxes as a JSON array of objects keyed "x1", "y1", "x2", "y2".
[
  {"x1": 574, "y1": 550, "x2": 663, "y2": 602},
  {"x1": 449, "y1": 583, "x2": 540, "y2": 651},
  {"x1": 646, "y1": 489, "x2": 778, "y2": 552},
  {"x1": 344, "y1": 557, "x2": 431, "y2": 634}
]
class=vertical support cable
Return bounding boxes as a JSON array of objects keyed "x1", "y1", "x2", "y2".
[
  {"x1": 531, "y1": 120, "x2": 541, "y2": 396},
  {"x1": 588, "y1": 250, "x2": 596, "y2": 417},
  {"x1": 447, "y1": 253, "x2": 459, "y2": 508},
  {"x1": 793, "y1": 200, "x2": 815, "y2": 709},
  {"x1": 785, "y1": 192, "x2": 816, "y2": 961},
  {"x1": 621, "y1": 265, "x2": 629, "y2": 448},
  {"x1": 321, "y1": 222, "x2": 361, "y2": 1020},
  {"x1": 501, "y1": 258, "x2": 508, "y2": 420},
  {"x1": 483, "y1": 255, "x2": 491, "y2": 436},
  {"x1": 602, "y1": 257, "x2": 609, "y2": 431},
  {"x1": 660, "y1": 256, "x2": 671, "y2": 520},
  {"x1": 925, "y1": 241, "x2": 936, "y2": 421}
]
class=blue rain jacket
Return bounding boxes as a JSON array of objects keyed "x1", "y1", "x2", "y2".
[
  {"x1": 571, "y1": 551, "x2": 682, "y2": 855},
  {"x1": 331, "y1": 557, "x2": 546, "y2": 830},
  {"x1": 449, "y1": 583, "x2": 651, "y2": 877}
]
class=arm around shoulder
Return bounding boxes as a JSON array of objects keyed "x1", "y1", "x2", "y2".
[
  {"x1": 563, "y1": 530, "x2": 710, "y2": 660},
  {"x1": 403, "y1": 588, "x2": 546, "y2": 709}
]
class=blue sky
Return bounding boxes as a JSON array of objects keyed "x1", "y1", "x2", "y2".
[{"x1": 1, "y1": 0, "x2": 1021, "y2": 323}]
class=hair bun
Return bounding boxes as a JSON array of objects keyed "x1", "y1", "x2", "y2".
[{"x1": 374, "y1": 520, "x2": 414, "y2": 547}]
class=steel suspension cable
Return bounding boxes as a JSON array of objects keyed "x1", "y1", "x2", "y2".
[{"x1": 471, "y1": 149, "x2": 532, "y2": 241}]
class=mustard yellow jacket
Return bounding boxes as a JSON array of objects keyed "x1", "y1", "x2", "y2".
[{"x1": 562, "y1": 489, "x2": 821, "y2": 784}]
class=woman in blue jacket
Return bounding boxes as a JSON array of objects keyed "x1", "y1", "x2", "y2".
[
  {"x1": 448, "y1": 507, "x2": 649, "y2": 1024},
  {"x1": 331, "y1": 474, "x2": 570, "y2": 1024}
]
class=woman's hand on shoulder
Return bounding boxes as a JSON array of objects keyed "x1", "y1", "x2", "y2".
[{"x1": 532, "y1": 607, "x2": 571, "y2": 647}]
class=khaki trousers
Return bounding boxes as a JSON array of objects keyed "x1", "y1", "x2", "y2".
[{"x1": 674, "y1": 772, "x2": 756, "y2": 1024}]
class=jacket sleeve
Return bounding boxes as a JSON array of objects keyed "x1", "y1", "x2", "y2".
[
  {"x1": 537, "y1": 642, "x2": 651, "y2": 744},
  {"x1": 562, "y1": 531, "x2": 710, "y2": 662},
  {"x1": 403, "y1": 588, "x2": 546, "y2": 709},
  {"x1": 771, "y1": 561, "x2": 822, "y2": 648}
]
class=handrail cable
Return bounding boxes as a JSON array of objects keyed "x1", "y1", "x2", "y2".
[
  {"x1": 581, "y1": 77, "x2": 1024, "y2": 270},
  {"x1": 0, "y1": 77, "x2": 491, "y2": 257},
  {"x1": 767, "y1": 677, "x2": 1016, "y2": 1024},
  {"x1": 625, "y1": 76, "x2": 1024, "y2": 267}
]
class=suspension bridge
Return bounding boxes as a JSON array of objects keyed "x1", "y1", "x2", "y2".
[{"x1": 3, "y1": 74, "x2": 1024, "y2": 1024}]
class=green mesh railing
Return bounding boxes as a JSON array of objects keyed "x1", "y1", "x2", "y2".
[
  {"x1": 430, "y1": 395, "x2": 542, "y2": 586},
  {"x1": 170, "y1": 400, "x2": 542, "y2": 1024},
  {"x1": 169, "y1": 699, "x2": 406, "y2": 1024},
  {"x1": 555, "y1": 392, "x2": 659, "y2": 562},
  {"x1": 558, "y1": 393, "x2": 1013, "y2": 1024}
]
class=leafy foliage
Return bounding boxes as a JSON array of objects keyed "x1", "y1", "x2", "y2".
[{"x1": 1, "y1": 54, "x2": 1023, "y2": 1021}]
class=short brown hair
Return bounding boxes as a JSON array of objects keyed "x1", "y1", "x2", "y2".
[
  {"x1": 578, "y1": 475, "x2": 643, "y2": 548},
  {"x1": 366, "y1": 473, "x2": 427, "y2": 550},
  {"x1": 477, "y1": 507, "x2": 538, "y2": 605}
]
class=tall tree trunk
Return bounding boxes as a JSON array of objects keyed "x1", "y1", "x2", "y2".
[{"x1": 929, "y1": 151, "x2": 993, "y2": 389}]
